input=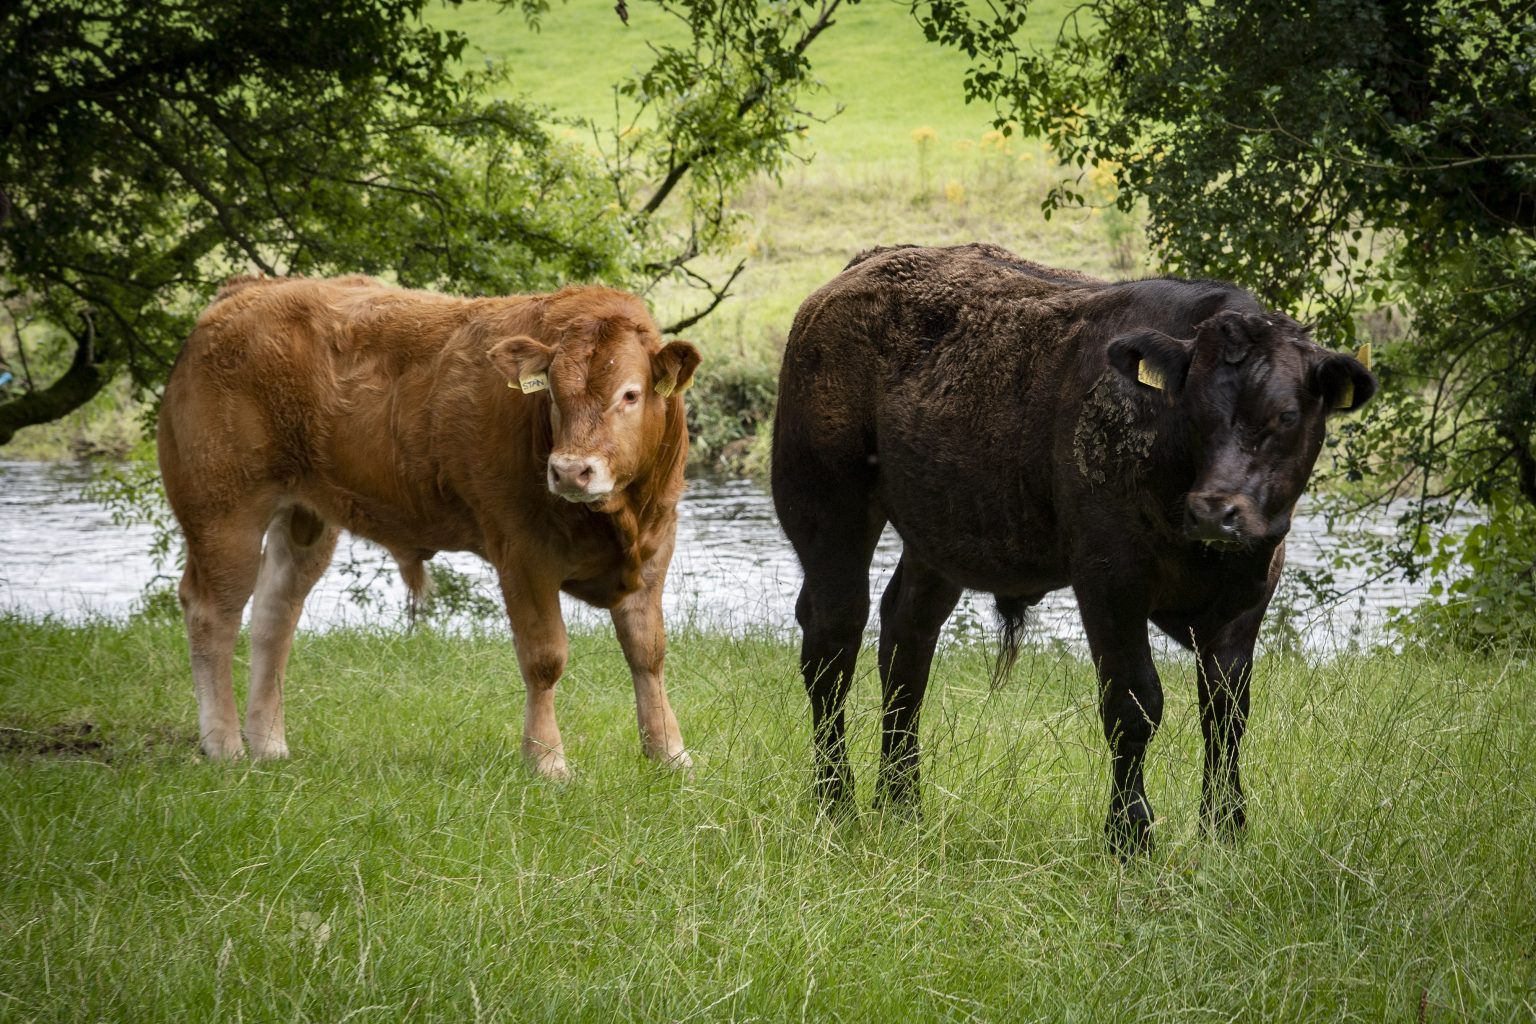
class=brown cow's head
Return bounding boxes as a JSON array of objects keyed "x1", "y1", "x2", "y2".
[
  {"x1": 1106, "y1": 310, "x2": 1376, "y2": 548},
  {"x1": 488, "y1": 290, "x2": 700, "y2": 509}
]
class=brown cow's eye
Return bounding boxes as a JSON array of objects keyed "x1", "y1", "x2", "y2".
[{"x1": 623, "y1": 389, "x2": 641, "y2": 405}]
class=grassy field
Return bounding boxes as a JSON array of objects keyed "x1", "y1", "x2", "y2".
[
  {"x1": 2, "y1": 614, "x2": 1532, "y2": 1020},
  {"x1": 432, "y1": 0, "x2": 1132, "y2": 346}
]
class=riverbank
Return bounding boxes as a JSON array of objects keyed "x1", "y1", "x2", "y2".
[
  {"x1": 0, "y1": 460, "x2": 1433, "y2": 654},
  {"x1": 2, "y1": 614, "x2": 1531, "y2": 1020}
]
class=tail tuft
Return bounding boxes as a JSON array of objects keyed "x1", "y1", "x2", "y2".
[{"x1": 991, "y1": 595, "x2": 1031, "y2": 690}]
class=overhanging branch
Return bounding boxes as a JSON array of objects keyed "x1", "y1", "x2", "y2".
[{"x1": 0, "y1": 326, "x2": 106, "y2": 445}]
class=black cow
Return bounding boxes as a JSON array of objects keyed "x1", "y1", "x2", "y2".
[{"x1": 771, "y1": 243, "x2": 1376, "y2": 855}]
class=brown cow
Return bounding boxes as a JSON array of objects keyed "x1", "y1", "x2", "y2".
[{"x1": 157, "y1": 275, "x2": 701, "y2": 777}]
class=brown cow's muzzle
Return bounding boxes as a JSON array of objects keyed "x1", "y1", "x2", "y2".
[
  {"x1": 1184, "y1": 491, "x2": 1270, "y2": 548},
  {"x1": 548, "y1": 452, "x2": 616, "y2": 504}
]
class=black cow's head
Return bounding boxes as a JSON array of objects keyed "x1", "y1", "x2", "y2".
[{"x1": 1106, "y1": 310, "x2": 1377, "y2": 548}]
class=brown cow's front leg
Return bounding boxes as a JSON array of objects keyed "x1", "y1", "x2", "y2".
[
  {"x1": 611, "y1": 575, "x2": 690, "y2": 770},
  {"x1": 498, "y1": 571, "x2": 572, "y2": 780},
  {"x1": 1076, "y1": 582, "x2": 1164, "y2": 858}
]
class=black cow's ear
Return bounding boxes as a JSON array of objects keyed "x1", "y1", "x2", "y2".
[
  {"x1": 488, "y1": 334, "x2": 556, "y2": 394},
  {"x1": 1311, "y1": 351, "x2": 1377, "y2": 414},
  {"x1": 653, "y1": 340, "x2": 701, "y2": 398},
  {"x1": 1106, "y1": 329, "x2": 1194, "y2": 396}
]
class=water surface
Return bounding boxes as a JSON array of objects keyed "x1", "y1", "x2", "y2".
[{"x1": 1, "y1": 460, "x2": 1423, "y2": 652}]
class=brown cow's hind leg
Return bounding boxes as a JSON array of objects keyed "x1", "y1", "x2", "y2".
[
  {"x1": 177, "y1": 508, "x2": 269, "y2": 760},
  {"x1": 245, "y1": 505, "x2": 339, "y2": 759}
]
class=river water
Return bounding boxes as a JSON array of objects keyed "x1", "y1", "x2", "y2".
[{"x1": 1, "y1": 459, "x2": 1424, "y2": 653}]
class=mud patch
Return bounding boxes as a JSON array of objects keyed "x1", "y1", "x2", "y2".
[
  {"x1": 0, "y1": 721, "x2": 198, "y2": 760},
  {"x1": 1072, "y1": 370, "x2": 1157, "y2": 485},
  {"x1": 0, "y1": 721, "x2": 107, "y2": 758}
]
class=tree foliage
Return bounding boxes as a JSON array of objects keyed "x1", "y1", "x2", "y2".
[
  {"x1": 913, "y1": 0, "x2": 1536, "y2": 641},
  {"x1": 0, "y1": 0, "x2": 854, "y2": 442}
]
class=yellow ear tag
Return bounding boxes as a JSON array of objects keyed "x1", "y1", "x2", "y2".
[
  {"x1": 1336, "y1": 343, "x2": 1371, "y2": 410},
  {"x1": 1136, "y1": 359, "x2": 1166, "y2": 391},
  {"x1": 518, "y1": 371, "x2": 549, "y2": 395},
  {"x1": 654, "y1": 377, "x2": 675, "y2": 399}
]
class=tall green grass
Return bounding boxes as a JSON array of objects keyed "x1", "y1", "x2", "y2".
[{"x1": 2, "y1": 614, "x2": 1532, "y2": 1020}]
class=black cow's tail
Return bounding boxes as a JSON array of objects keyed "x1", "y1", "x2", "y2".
[{"x1": 991, "y1": 595, "x2": 1030, "y2": 690}]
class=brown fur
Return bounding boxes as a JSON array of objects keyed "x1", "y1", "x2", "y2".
[{"x1": 159, "y1": 275, "x2": 700, "y2": 771}]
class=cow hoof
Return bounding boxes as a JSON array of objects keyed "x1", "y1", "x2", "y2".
[
  {"x1": 246, "y1": 738, "x2": 290, "y2": 761},
  {"x1": 644, "y1": 746, "x2": 693, "y2": 772},
  {"x1": 871, "y1": 796, "x2": 923, "y2": 825},
  {"x1": 200, "y1": 732, "x2": 246, "y2": 761},
  {"x1": 1202, "y1": 803, "x2": 1247, "y2": 843},
  {"x1": 523, "y1": 742, "x2": 571, "y2": 782},
  {"x1": 531, "y1": 759, "x2": 572, "y2": 783},
  {"x1": 1106, "y1": 810, "x2": 1155, "y2": 860}
]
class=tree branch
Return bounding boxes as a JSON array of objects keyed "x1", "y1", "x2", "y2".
[
  {"x1": 662, "y1": 259, "x2": 747, "y2": 335},
  {"x1": 0, "y1": 323, "x2": 106, "y2": 445},
  {"x1": 638, "y1": 0, "x2": 844, "y2": 217}
]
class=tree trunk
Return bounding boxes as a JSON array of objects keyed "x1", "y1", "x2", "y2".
[{"x1": 0, "y1": 333, "x2": 109, "y2": 446}]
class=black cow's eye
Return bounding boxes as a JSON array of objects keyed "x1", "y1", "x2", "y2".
[{"x1": 1278, "y1": 410, "x2": 1300, "y2": 428}]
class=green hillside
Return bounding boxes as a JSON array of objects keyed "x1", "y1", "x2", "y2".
[
  {"x1": 424, "y1": 1, "x2": 1131, "y2": 467},
  {"x1": 432, "y1": 1, "x2": 1069, "y2": 166}
]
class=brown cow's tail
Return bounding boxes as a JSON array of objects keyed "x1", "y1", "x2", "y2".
[
  {"x1": 396, "y1": 552, "x2": 435, "y2": 630},
  {"x1": 990, "y1": 595, "x2": 1030, "y2": 690}
]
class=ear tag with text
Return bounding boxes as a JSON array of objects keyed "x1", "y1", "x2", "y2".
[
  {"x1": 517, "y1": 371, "x2": 549, "y2": 395},
  {"x1": 1136, "y1": 359, "x2": 1166, "y2": 391},
  {"x1": 1336, "y1": 342, "x2": 1372, "y2": 410}
]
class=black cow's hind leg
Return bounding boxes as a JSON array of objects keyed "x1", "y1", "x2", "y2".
[
  {"x1": 1076, "y1": 582, "x2": 1163, "y2": 858},
  {"x1": 781, "y1": 493, "x2": 885, "y2": 812},
  {"x1": 874, "y1": 555, "x2": 963, "y2": 810}
]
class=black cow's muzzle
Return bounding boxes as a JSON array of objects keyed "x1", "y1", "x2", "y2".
[{"x1": 1184, "y1": 491, "x2": 1260, "y2": 547}]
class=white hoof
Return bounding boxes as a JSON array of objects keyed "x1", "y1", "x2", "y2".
[
  {"x1": 201, "y1": 731, "x2": 246, "y2": 760},
  {"x1": 524, "y1": 741, "x2": 571, "y2": 781},
  {"x1": 246, "y1": 737, "x2": 290, "y2": 761},
  {"x1": 645, "y1": 747, "x2": 693, "y2": 774}
]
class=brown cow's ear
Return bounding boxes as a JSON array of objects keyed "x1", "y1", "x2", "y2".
[
  {"x1": 1106, "y1": 329, "x2": 1194, "y2": 396},
  {"x1": 1311, "y1": 350, "x2": 1378, "y2": 414},
  {"x1": 652, "y1": 340, "x2": 701, "y2": 398},
  {"x1": 488, "y1": 335, "x2": 556, "y2": 394}
]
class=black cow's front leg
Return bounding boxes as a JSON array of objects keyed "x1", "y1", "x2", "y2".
[
  {"x1": 1189, "y1": 609, "x2": 1263, "y2": 839},
  {"x1": 1076, "y1": 582, "x2": 1164, "y2": 858}
]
